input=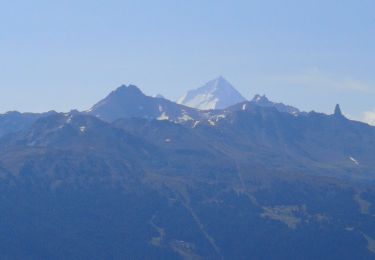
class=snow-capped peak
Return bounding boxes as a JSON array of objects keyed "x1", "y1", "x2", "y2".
[{"x1": 177, "y1": 76, "x2": 246, "y2": 110}]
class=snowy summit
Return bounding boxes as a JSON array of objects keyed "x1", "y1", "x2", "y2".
[{"x1": 177, "y1": 76, "x2": 246, "y2": 110}]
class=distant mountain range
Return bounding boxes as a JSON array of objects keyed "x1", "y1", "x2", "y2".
[
  {"x1": 0, "y1": 79, "x2": 374, "y2": 259},
  {"x1": 0, "y1": 77, "x2": 304, "y2": 137},
  {"x1": 86, "y1": 78, "x2": 302, "y2": 123}
]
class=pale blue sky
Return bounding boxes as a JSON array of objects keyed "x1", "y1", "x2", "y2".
[{"x1": 1, "y1": 0, "x2": 374, "y2": 123}]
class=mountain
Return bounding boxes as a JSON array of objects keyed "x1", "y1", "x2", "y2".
[
  {"x1": 116, "y1": 104, "x2": 375, "y2": 180},
  {"x1": 249, "y1": 94, "x2": 301, "y2": 115},
  {"x1": 86, "y1": 83, "x2": 303, "y2": 128},
  {"x1": 87, "y1": 85, "x2": 202, "y2": 123},
  {"x1": 1, "y1": 85, "x2": 375, "y2": 259},
  {"x1": 0, "y1": 111, "x2": 57, "y2": 138},
  {"x1": 177, "y1": 76, "x2": 247, "y2": 110}
]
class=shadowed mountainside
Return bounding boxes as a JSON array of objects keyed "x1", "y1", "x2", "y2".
[{"x1": 0, "y1": 85, "x2": 374, "y2": 259}]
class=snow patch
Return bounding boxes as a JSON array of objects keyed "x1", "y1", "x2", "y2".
[
  {"x1": 345, "y1": 227, "x2": 355, "y2": 231},
  {"x1": 157, "y1": 112, "x2": 169, "y2": 121},
  {"x1": 179, "y1": 114, "x2": 194, "y2": 122},
  {"x1": 178, "y1": 110, "x2": 194, "y2": 122},
  {"x1": 349, "y1": 157, "x2": 359, "y2": 165},
  {"x1": 193, "y1": 121, "x2": 200, "y2": 128},
  {"x1": 66, "y1": 115, "x2": 73, "y2": 123},
  {"x1": 214, "y1": 114, "x2": 226, "y2": 122},
  {"x1": 292, "y1": 111, "x2": 299, "y2": 117}
]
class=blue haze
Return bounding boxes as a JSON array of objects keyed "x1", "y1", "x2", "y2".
[{"x1": 0, "y1": 0, "x2": 374, "y2": 122}]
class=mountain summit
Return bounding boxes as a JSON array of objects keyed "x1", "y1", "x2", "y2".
[
  {"x1": 86, "y1": 84, "x2": 201, "y2": 123},
  {"x1": 249, "y1": 94, "x2": 301, "y2": 115},
  {"x1": 334, "y1": 104, "x2": 343, "y2": 117},
  {"x1": 1, "y1": 82, "x2": 375, "y2": 259},
  {"x1": 177, "y1": 76, "x2": 246, "y2": 110}
]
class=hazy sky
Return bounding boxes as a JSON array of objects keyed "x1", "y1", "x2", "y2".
[{"x1": 1, "y1": 0, "x2": 374, "y2": 123}]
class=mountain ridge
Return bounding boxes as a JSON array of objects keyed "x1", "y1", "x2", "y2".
[{"x1": 0, "y1": 83, "x2": 375, "y2": 259}]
